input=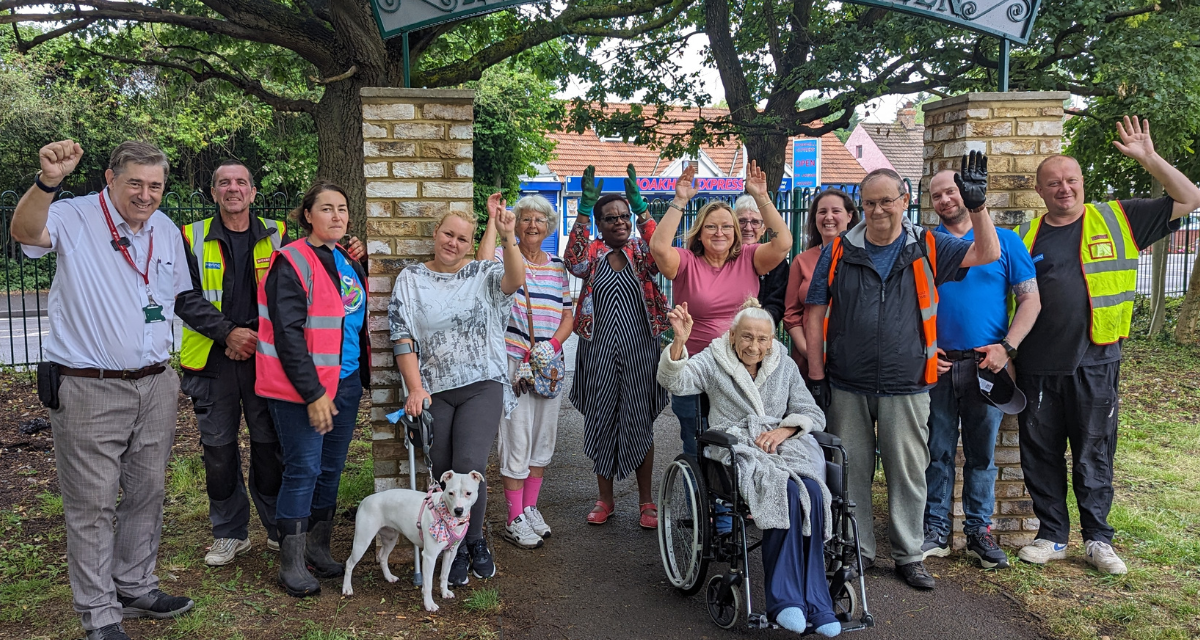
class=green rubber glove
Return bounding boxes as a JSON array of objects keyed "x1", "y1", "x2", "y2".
[
  {"x1": 625, "y1": 163, "x2": 648, "y2": 216},
  {"x1": 579, "y1": 165, "x2": 601, "y2": 216}
]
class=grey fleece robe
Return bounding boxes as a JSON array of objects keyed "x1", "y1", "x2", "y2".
[{"x1": 657, "y1": 336, "x2": 832, "y2": 539}]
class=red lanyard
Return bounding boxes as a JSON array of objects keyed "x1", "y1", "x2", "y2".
[{"x1": 98, "y1": 191, "x2": 155, "y2": 295}]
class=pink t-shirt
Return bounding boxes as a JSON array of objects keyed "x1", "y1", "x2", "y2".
[{"x1": 673, "y1": 243, "x2": 761, "y2": 355}]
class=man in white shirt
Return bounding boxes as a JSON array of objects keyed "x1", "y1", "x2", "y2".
[{"x1": 11, "y1": 140, "x2": 195, "y2": 640}]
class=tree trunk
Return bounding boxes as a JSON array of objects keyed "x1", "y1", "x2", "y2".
[
  {"x1": 313, "y1": 78, "x2": 369, "y2": 236},
  {"x1": 1175, "y1": 242, "x2": 1200, "y2": 344},
  {"x1": 744, "y1": 132, "x2": 790, "y2": 197},
  {"x1": 1147, "y1": 177, "x2": 1167, "y2": 335}
]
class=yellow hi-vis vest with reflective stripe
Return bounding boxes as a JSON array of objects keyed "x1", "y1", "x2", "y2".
[
  {"x1": 180, "y1": 216, "x2": 286, "y2": 371},
  {"x1": 1016, "y1": 201, "x2": 1138, "y2": 345}
]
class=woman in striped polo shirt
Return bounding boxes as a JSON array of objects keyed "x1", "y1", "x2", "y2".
[{"x1": 477, "y1": 195, "x2": 573, "y2": 549}]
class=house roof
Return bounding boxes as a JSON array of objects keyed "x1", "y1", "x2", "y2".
[{"x1": 862, "y1": 121, "x2": 925, "y2": 184}]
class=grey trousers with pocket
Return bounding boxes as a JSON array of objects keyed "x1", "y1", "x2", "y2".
[
  {"x1": 826, "y1": 386, "x2": 931, "y2": 566},
  {"x1": 50, "y1": 368, "x2": 179, "y2": 631}
]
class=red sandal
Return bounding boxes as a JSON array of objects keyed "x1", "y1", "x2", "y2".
[
  {"x1": 639, "y1": 503, "x2": 658, "y2": 529},
  {"x1": 587, "y1": 500, "x2": 615, "y2": 525}
]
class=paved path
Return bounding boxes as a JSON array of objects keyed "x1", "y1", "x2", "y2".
[{"x1": 490, "y1": 375, "x2": 1051, "y2": 640}]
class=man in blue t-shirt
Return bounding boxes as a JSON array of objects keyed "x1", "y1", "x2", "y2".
[{"x1": 919, "y1": 170, "x2": 1041, "y2": 570}]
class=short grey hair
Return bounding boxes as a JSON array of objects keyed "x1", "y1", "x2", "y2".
[
  {"x1": 109, "y1": 141, "x2": 170, "y2": 180},
  {"x1": 513, "y1": 194, "x2": 558, "y2": 231},
  {"x1": 733, "y1": 194, "x2": 759, "y2": 216},
  {"x1": 861, "y1": 167, "x2": 907, "y2": 196}
]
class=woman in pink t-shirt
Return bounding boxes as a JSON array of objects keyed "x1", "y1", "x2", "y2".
[{"x1": 649, "y1": 161, "x2": 793, "y2": 457}]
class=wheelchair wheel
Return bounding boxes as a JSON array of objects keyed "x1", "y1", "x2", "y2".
[
  {"x1": 830, "y1": 578, "x2": 861, "y2": 622},
  {"x1": 705, "y1": 574, "x2": 740, "y2": 629},
  {"x1": 658, "y1": 455, "x2": 709, "y2": 596}
]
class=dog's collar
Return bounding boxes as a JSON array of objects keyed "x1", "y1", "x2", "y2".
[{"x1": 422, "y1": 485, "x2": 469, "y2": 545}]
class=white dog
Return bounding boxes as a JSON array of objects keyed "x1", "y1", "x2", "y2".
[{"x1": 342, "y1": 470, "x2": 482, "y2": 611}]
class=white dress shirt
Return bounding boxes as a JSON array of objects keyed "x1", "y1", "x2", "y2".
[{"x1": 22, "y1": 188, "x2": 191, "y2": 370}]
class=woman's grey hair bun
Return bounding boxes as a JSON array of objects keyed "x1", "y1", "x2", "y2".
[{"x1": 730, "y1": 297, "x2": 775, "y2": 334}]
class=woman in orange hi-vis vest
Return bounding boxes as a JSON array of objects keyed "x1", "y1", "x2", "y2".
[{"x1": 256, "y1": 181, "x2": 369, "y2": 598}]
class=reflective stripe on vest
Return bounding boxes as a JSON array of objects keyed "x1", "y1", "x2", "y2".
[
  {"x1": 254, "y1": 241, "x2": 345, "y2": 403},
  {"x1": 1016, "y1": 201, "x2": 1137, "y2": 345},
  {"x1": 822, "y1": 230, "x2": 940, "y2": 385},
  {"x1": 179, "y1": 217, "x2": 286, "y2": 371}
]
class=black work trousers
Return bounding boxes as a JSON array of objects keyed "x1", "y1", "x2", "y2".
[
  {"x1": 181, "y1": 356, "x2": 283, "y2": 541},
  {"x1": 1016, "y1": 361, "x2": 1120, "y2": 545}
]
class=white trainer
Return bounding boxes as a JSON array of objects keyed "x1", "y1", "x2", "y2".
[
  {"x1": 502, "y1": 515, "x2": 545, "y2": 549},
  {"x1": 205, "y1": 537, "x2": 252, "y2": 566},
  {"x1": 524, "y1": 506, "x2": 551, "y2": 538},
  {"x1": 266, "y1": 538, "x2": 280, "y2": 552},
  {"x1": 1084, "y1": 540, "x2": 1128, "y2": 575},
  {"x1": 1017, "y1": 539, "x2": 1068, "y2": 564}
]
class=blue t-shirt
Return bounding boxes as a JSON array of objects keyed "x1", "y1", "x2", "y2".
[
  {"x1": 334, "y1": 250, "x2": 366, "y2": 378},
  {"x1": 934, "y1": 225, "x2": 1036, "y2": 351}
]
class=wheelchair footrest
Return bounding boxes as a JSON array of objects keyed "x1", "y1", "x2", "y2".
[{"x1": 747, "y1": 613, "x2": 769, "y2": 629}]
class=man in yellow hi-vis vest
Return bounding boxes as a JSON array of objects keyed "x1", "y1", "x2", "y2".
[
  {"x1": 175, "y1": 160, "x2": 364, "y2": 567},
  {"x1": 1013, "y1": 117, "x2": 1200, "y2": 575}
]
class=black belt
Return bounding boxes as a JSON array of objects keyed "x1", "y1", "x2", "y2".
[
  {"x1": 941, "y1": 349, "x2": 981, "y2": 362},
  {"x1": 59, "y1": 363, "x2": 167, "y2": 380}
]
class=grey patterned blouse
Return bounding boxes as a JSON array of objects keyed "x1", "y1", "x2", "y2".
[{"x1": 388, "y1": 260, "x2": 516, "y2": 412}]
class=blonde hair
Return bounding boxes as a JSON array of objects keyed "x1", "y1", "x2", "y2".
[
  {"x1": 729, "y1": 297, "x2": 775, "y2": 335},
  {"x1": 433, "y1": 209, "x2": 478, "y2": 235},
  {"x1": 685, "y1": 200, "x2": 742, "y2": 263}
]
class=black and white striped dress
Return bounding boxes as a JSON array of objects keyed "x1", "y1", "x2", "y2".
[{"x1": 571, "y1": 258, "x2": 668, "y2": 480}]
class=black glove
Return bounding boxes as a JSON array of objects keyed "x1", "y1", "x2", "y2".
[
  {"x1": 955, "y1": 150, "x2": 988, "y2": 211},
  {"x1": 808, "y1": 377, "x2": 832, "y2": 413}
]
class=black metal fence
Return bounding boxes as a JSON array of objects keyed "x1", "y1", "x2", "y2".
[{"x1": 0, "y1": 190, "x2": 298, "y2": 368}]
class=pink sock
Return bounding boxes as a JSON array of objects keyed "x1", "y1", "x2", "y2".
[
  {"x1": 523, "y1": 476, "x2": 543, "y2": 509},
  {"x1": 504, "y1": 488, "x2": 523, "y2": 524}
]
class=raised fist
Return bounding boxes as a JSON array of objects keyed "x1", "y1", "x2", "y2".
[{"x1": 39, "y1": 140, "x2": 84, "y2": 186}]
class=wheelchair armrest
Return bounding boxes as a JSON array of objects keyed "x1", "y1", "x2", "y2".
[
  {"x1": 809, "y1": 430, "x2": 841, "y2": 448},
  {"x1": 698, "y1": 430, "x2": 738, "y2": 448}
]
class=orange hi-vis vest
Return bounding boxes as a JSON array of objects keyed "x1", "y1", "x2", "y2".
[
  {"x1": 822, "y1": 231, "x2": 940, "y2": 385},
  {"x1": 255, "y1": 240, "x2": 345, "y2": 403}
]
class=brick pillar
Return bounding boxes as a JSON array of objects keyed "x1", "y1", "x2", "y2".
[
  {"x1": 919, "y1": 91, "x2": 1068, "y2": 549},
  {"x1": 360, "y1": 87, "x2": 475, "y2": 493}
]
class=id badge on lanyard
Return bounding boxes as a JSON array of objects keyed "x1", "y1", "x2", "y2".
[{"x1": 99, "y1": 192, "x2": 165, "y2": 323}]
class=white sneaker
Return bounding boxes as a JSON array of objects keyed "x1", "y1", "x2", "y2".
[
  {"x1": 1084, "y1": 540, "x2": 1128, "y2": 575},
  {"x1": 266, "y1": 538, "x2": 280, "y2": 552},
  {"x1": 524, "y1": 506, "x2": 551, "y2": 538},
  {"x1": 205, "y1": 537, "x2": 252, "y2": 566},
  {"x1": 502, "y1": 515, "x2": 545, "y2": 549},
  {"x1": 1017, "y1": 539, "x2": 1068, "y2": 564}
]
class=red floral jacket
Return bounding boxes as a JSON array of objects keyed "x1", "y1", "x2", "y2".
[{"x1": 563, "y1": 215, "x2": 670, "y2": 340}]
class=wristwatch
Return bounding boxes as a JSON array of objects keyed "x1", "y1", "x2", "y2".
[
  {"x1": 34, "y1": 171, "x2": 62, "y2": 194},
  {"x1": 1000, "y1": 338, "x2": 1018, "y2": 361}
]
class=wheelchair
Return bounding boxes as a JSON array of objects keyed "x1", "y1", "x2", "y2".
[{"x1": 657, "y1": 396, "x2": 874, "y2": 633}]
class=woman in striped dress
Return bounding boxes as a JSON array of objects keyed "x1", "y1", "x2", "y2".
[
  {"x1": 564, "y1": 165, "x2": 670, "y2": 529},
  {"x1": 476, "y1": 195, "x2": 573, "y2": 549}
]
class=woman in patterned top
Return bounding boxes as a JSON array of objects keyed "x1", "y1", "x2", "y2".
[
  {"x1": 565, "y1": 165, "x2": 670, "y2": 529},
  {"x1": 475, "y1": 194, "x2": 573, "y2": 549},
  {"x1": 388, "y1": 193, "x2": 524, "y2": 587}
]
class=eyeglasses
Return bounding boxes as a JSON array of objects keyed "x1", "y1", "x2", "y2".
[
  {"x1": 861, "y1": 195, "x2": 906, "y2": 211},
  {"x1": 518, "y1": 216, "x2": 549, "y2": 227},
  {"x1": 737, "y1": 219, "x2": 763, "y2": 229},
  {"x1": 601, "y1": 215, "x2": 631, "y2": 225},
  {"x1": 702, "y1": 224, "x2": 737, "y2": 234}
]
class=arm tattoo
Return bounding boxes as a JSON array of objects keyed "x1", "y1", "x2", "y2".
[{"x1": 1012, "y1": 278, "x2": 1038, "y2": 296}]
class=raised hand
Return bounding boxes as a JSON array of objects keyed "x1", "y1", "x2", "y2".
[
  {"x1": 486, "y1": 192, "x2": 507, "y2": 220},
  {"x1": 955, "y1": 150, "x2": 988, "y2": 211},
  {"x1": 579, "y1": 165, "x2": 602, "y2": 216},
  {"x1": 668, "y1": 302, "x2": 693, "y2": 344},
  {"x1": 625, "y1": 164, "x2": 648, "y2": 216},
  {"x1": 38, "y1": 140, "x2": 83, "y2": 186},
  {"x1": 744, "y1": 160, "x2": 769, "y2": 199},
  {"x1": 1113, "y1": 115, "x2": 1156, "y2": 163},
  {"x1": 493, "y1": 194, "x2": 516, "y2": 237},
  {"x1": 674, "y1": 163, "x2": 698, "y2": 203}
]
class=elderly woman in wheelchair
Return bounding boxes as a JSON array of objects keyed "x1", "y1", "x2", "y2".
[{"x1": 656, "y1": 298, "x2": 844, "y2": 636}]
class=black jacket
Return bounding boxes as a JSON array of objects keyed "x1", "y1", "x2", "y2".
[
  {"x1": 175, "y1": 214, "x2": 284, "y2": 377},
  {"x1": 757, "y1": 258, "x2": 789, "y2": 325},
  {"x1": 825, "y1": 222, "x2": 968, "y2": 396},
  {"x1": 263, "y1": 241, "x2": 370, "y2": 404}
]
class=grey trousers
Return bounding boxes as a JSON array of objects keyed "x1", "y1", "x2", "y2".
[
  {"x1": 827, "y1": 386, "x2": 930, "y2": 565},
  {"x1": 428, "y1": 380, "x2": 503, "y2": 543},
  {"x1": 50, "y1": 368, "x2": 179, "y2": 631}
]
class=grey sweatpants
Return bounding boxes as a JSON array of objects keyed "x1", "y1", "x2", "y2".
[
  {"x1": 827, "y1": 387, "x2": 930, "y2": 565},
  {"x1": 428, "y1": 380, "x2": 503, "y2": 543},
  {"x1": 50, "y1": 368, "x2": 179, "y2": 631}
]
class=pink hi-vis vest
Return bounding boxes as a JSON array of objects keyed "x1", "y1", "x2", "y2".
[{"x1": 255, "y1": 241, "x2": 345, "y2": 403}]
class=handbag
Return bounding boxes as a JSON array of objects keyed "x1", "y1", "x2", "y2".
[{"x1": 521, "y1": 286, "x2": 565, "y2": 399}]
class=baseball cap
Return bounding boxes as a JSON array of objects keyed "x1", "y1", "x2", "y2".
[{"x1": 977, "y1": 367, "x2": 1026, "y2": 414}]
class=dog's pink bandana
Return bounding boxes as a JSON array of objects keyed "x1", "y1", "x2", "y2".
[{"x1": 422, "y1": 484, "x2": 469, "y2": 544}]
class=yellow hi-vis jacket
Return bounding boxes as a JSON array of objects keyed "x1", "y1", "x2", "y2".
[
  {"x1": 180, "y1": 216, "x2": 286, "y2": 370},
  {"x1": 1016, "y1": 201, "x2": 1138, "y2": 345}
]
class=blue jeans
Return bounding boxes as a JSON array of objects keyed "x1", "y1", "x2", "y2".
[
  {"x1": 673, "y1": 393, "x2": 702, "y2": 458},
  {"x1": 269, "y1": 372, "x2": 362, "y2": 522},
  {"x1": 924, "y1": 359, "x2": 1003, "y2": 535}
]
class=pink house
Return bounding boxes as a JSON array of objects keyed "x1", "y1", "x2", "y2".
[
  {"x1": 845, "y1": 124, "x2": 893, "y2": 174},
  {"x1": 844, "y1": 103, "x2": 925, "y2": 187}
]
